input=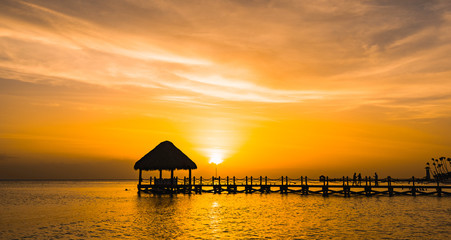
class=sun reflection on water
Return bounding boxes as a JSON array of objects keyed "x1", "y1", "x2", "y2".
[
  {"x1": 1, "y1": 182, "x2": 450, "y2": 239},
  {"x1": 209, "y1": 201, "x2": 222, "y2": 234}
]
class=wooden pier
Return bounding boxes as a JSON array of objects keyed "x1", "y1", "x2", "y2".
[{"x1": 137, "y1": 176, "x2": 451, "y2": 197}]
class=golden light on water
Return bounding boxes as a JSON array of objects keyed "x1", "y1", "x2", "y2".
[{"x1": 1, "y1": 1, "x2": 451, "y2": 239}]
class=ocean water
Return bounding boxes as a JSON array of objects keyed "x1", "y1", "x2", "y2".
[{"x1": 0, "y1": 181, "x2": 450, "y2": 239}]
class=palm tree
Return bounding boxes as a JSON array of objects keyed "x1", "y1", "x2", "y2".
[
  {"x1": 448, "y1": 158, "x2": 451, "y2": 177},
  {"x1": 443, "y1": 158, "x2": 449, "y2": 173},
  {"x1": 432, "y1": 162, "x2": 438, "y2": 177},
  {"x1": 428, "y1": 157, "x2": 451, "y2": 181},
  {"x1": 439, "y1": 157, "x2": 447, "y2": 173},
  {"x1": 437, "y1": 163, "x2": 444, "y2": 174}
]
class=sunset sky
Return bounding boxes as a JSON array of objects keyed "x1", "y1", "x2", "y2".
[{"x1": 1, "y1": 0, "x2": 451, "y2": 179}]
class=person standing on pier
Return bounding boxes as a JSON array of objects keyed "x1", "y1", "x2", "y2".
[
  {"x1": 374, "y1": 172, "x2": 379, "y2": 186},
  {"x1": 353, "y1": 173, "x2": 357, "y2": 186}
]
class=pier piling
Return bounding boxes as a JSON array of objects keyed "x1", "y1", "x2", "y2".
[{"x1": 138, "y1": 175, "x2": 450, "y2": 197}]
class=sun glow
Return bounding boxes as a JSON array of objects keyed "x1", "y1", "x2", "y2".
[
  {"x1": 2, "y1": 0, "x2": 451, "y2": 180},
  {"x1": 208, "y1": 150, "x2": 224, "y2": 165}
]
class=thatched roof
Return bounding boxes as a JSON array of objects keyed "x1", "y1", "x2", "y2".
[{"x1": 134, "y1": 141, "x2": 197, "y2": 170}]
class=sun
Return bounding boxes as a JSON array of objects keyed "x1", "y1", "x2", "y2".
[{"x1": 209, "y1": 151, "x2": 224, "y2": 165}]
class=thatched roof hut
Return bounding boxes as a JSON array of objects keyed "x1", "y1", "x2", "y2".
[
  {"x1": 134, "y1": 141, "x2": 197, "y2": 186},
  {"x1": 134, "y1": 141, "x2": 197, "y2": 171}
]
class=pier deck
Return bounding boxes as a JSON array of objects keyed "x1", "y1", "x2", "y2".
[{"x1": 137, "y1": 176, "x2": 451, "y2": 196}]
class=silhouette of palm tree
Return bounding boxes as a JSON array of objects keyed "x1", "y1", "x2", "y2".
[
  {"x1": 427, "y1": 157, "x2": 450, "y2": 181},
  {"x1": 432, "y1": 161, "x2": 438, "y2": 177},
  {"x1": 441, "y1": 157, "x2": 449, "y2": 173},
  {"x1": 447, "y1": 158, "x2": 451, "y2": 172}
]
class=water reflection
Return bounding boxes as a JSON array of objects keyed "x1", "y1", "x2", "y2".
[
  {"x1": 131, "y1": 194, "x2": 451, "y2": 239},
  {"x1": 1, "y1": 181, "x2": 449, "y2": 239},
  {"x1": 209, "y1": 201, "x2": 222, "y2": 235},
  {"x1": 134, "y1": 194, "x2": 192, "y2": 239}
]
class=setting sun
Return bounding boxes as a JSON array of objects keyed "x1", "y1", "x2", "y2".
[
  {"x1": 1, "y1": 1, "x2": 451, "y2": 239},
  {"x1": 208, "y1": 149, "x2": 224, "y2": 165},
  {"x1": 0, "y1": 0, "x2": 450, "y2": 180}
]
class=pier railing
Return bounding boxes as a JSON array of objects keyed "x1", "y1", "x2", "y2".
[{"x1": 138, "y1": 176, "x2": 450, "y2": 196}]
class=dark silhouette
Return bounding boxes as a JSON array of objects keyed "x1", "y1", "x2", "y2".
[
  {"x1": 374, "y1": 172, "x2": 378, "y2": 186},
  {"x1": 352, "y1": 173, "x2": 357, "y2": 186},
  {"x1": 358, "y1": 173, "x2": 362, "y2": 186},
  {"x1": 134, "y1": 141, "x2": 197, "y2": 193},
  {"x1": 136, "y1": 174, "x2": 449, "y2": 196},
  {"x1": 425, "y1": 162, "x2": 431, "y2": 180},
  {"x1": 426, "y1": 157, "x2": 451, "y2": 182},
  {"x1": 319, "y1": 175, "x2": 325, "y2": 183}
]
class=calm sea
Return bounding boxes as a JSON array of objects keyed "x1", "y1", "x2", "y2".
[{"x1": 0, "y1": 180, "x2": 449, "y2": 239}]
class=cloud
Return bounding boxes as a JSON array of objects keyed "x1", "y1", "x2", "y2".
[
  {"x1": 1, "y1": 0, "x2": 451, "y2": 179},
  {"x1": 0, "y1": 0, "x2": 332, "y2": 103},
  {"x1": 0, "y1": 0, "x2": 450, "y2": 113}
]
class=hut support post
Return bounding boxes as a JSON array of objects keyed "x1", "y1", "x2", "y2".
[
  {"x1": 159, "y1": 169, "x2": 162, "y2": 179},
  {"x1": 189, "y1": 169, "x2": 192, "y2": 192},
  {"x1": 138, "y1": 169, "x2": 142, "y2": 186},
  {"x1": 171, "y1": 170, "x2": 174, "y2": 185}
]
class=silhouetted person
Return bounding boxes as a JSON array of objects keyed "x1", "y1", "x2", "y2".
[
  {"x1": 374, "y1": 172, "x2": 378, "y2": 186},
  {"x1": 352, "y1": 173, "x2": 357, "y2": 186},
  {"x1": 358, "y1": 173, "x2": 362, "y2": 186}
]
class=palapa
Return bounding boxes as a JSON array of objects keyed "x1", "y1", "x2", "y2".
[{"x1": 134, "y1": 141, "x2": 197, "y2": 171}]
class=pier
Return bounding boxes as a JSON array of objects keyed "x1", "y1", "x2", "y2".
[
  {"x1": 134, "y1": 142, "x2": 451, "y2": 197},
  {"x1": 138, "y1": 176, "x2": 451, "y2": 197}
]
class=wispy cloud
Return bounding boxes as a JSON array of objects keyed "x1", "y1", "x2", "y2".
[
  {"x1": 1, "y1": 0, "x2": 451, "y2": 178},
  {"x1": 1, "y1": 0, "x2": 450, "y2": 110}
]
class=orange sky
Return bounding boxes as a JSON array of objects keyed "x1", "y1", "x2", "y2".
[{"x1": 1, "y1": 0, "x2": 451, "y2": 179}]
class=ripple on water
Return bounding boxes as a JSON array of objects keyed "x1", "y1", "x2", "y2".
[{"x1": 0, "y1": 181, "x2": 450, "y2": 239}]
